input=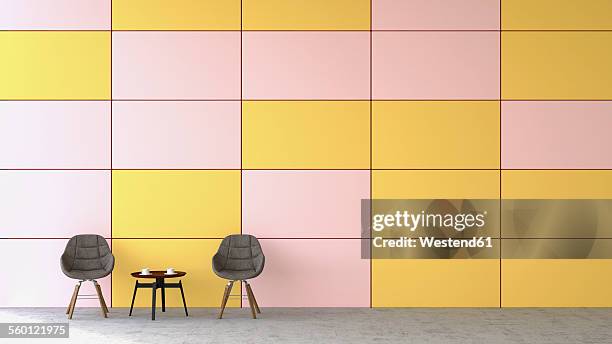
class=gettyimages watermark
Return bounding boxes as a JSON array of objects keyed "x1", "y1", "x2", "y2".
[
  {"x1": 361, "y1": 199, "x2": 612, "y2": 259},
  {"x1": 361, "y1": 199, "x2": 499, "y2": 259}
]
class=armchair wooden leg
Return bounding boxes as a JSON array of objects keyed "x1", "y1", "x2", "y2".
[
  {"x1": 245, "y1": 282, "x2": 261, "y2": 314},
  {"x1": 66, "y1": 283, "x2": 80, "y2": 315},
  {"x1": 218, "y1": 281, "x2": 234, "y2": 319},
  {"x1": 93, "y1": 280, "x2": 108, "y2": 318},
  {"x1": 94, "y1": 281, "x2": 109, "y2": 313},
  {"x1": 245, "y1": 281, "x2": 257, "y2": 319},
  {"x1": 67, "y1": 282, "x2": 81, "y2": 320}
]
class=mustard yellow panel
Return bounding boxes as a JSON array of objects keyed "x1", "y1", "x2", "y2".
[
  {"x1": 502, "y1": 32, "x2": 612, "y2": 100},
  {"x1": 373, "y1": 170, "x2": 500, "y2": 199},
  {"x1": 502, "y1": 259, "x2": 612, "y2": 307},
  {"x1": 243, "y1": 0, "x2": 370, "y2": 30},
  {"x1": 373, "y1": 101, "x2": 499, "y2": 169},
  {"x1": 242, "y1": 101, "x2": 370, "y2": 169},
  {"x1": 502, "y1": 170, "x2": 612, "y2": 199},
  {"x1": 372, "y1": 259, "x2": 499, "y2": 307},
  {"x1": 112, "y1": 170, "x2": 240, "y2": 238},
  {"x1": 0, "y1": 32, "x2": 110, "y2": 100},
  {"x1": 502, "y1": 0, "x2": 612, "y2": 30},
  {"x1": 112, "y1": 239, "x2": 241, "y2": 308},
  {"x1": 112, "y1": 0, "x2": 240, "y2": 30}
]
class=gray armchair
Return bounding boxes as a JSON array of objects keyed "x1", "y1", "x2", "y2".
[
  {"x1": 212, "y1": 234, "x2": 264, "y2": 319},
  {"x1": 61, "y1": 234, "x2": 114, "y2": 319}
]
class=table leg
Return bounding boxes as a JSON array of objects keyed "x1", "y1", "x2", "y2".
[
  {"x1": 151, "y1": 282, "x2": 157, "y2": 321},
  {"x1": 161, "y1": 279, "x2": 166, "y2": 312},
  {"x1": 129, "y1": 281, "x2": 138, "y2": 316},
  {"x1": 179, "y1": 280, "x2": 188, "y2": 317}
]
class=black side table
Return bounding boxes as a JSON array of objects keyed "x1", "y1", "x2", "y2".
[{"x1": 129, "y1": 271, "x2": 188, "y2": 320}]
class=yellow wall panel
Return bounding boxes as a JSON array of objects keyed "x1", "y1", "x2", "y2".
[
  {"x1": 502, "y1": 170, "x2": 612, "y2": 199},
  {"x1": 373, "y1": 170, "x2": 500, "y2": 199},
  {"x1": 242, "y1": 101, "x2": 370, "y2": 169},
  {"x1": 502, "y1": 32, "x2": 612, "y2": 100},
  {"x1": 243, "y1": 0, "x2": 370, "y2": 30},
  {"x1": 372, "y1": 171, "x2": 500, "y2": 306},
  {"x1": 112, "y1": 170, "x2": 240, "y2": 238},
  {"x1": 502, "y1": 259, "x2": 612, "y2": 307},
  {"x1": 373, "y1": 101, "x2": 499, "y2": 169},
  {"x1": 0, "y1": 32, "x2": 110, "y2": 100},
  {"x1": 503, "y1": 0, "x2": 612, "y2": 30},
  {"x1": 373, "y1": 259, "x2": 500, "y2": 307},
  {"x1": 112, "y1": 239, "x2": 240, "y2": 307},
  {"x1": 112, "y1": 0, "x2": 240, "y2": 30}
]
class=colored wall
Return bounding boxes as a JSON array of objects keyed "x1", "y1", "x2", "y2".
[{"x1": 1, "y1": 0, "x2": 611, "y2": 308}]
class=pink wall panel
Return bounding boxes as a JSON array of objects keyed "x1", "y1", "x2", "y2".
[
  {"x1": 0, "y1": 239, "x2": 111, "y2": 307},
  {"x1": 0, "y1": 101, "x2": 110, "y2": 169},
  {"x1": 0, "y1": 0, "x2": 110, "y2": 30},
  {"x1": 502, "y1": 101, "x2": 612, "y2": 169},
  {"x1": 243, "y1": 32, "x2": 370, "y2": 99},
  {"x1": 243, "y1": 171, "x2": 369, "y2": 238},
  {"x1": 372, "y1": 32, "x2": 499, "y2": 99},
  {"x1": 373, "y1": 0, "x2": 499, "y2": 30},
  {"x1": 112, "y1": 32, "x2": 240, "y2": 100},
  {"x1": 0, "y1": 171, "x2": 110, "y2": 238},
  {"x1": 112, "y1": 101, "x2": 240, "y2": 168},
  {"x1": 244, "y1": 239, "x2": 369, "y2": 307}
]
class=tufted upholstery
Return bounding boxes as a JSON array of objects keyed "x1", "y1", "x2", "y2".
[
  {"x1": 61, "y1": 234, "x2": 114, "y2": 280},
  {"x1": 212, "y1": 234, "x2": 265, "y2": 281}
]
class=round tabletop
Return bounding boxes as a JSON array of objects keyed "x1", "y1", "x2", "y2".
[{"x1": 131, "y1": 271, "x2": 186, "y2": 279}]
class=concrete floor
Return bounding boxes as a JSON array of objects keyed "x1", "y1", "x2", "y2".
[{"x1": 1, "y1": 307, "x2": 611, "y2": 344}]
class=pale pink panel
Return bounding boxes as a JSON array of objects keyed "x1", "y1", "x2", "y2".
[
  {"x1": 0, "y1": 101, "x2": 110, "y2": 169},
  {"x1": 243, "y1": 32, "x2": 370, "y2": 100},
  {"x1": 0, "y1": 239, "x2": 111, "y2": 307},
  {"x1": 0, "y1": 171, "x2": 110, "y2": 238},
  {"x1": 372, "y1": 32, "x2": 499, "y2": 99},
  {"x1": 502, "y1": 101, "x2": 612, "y2": 169},
  {"x1": 243, "y1": 239, "x2": 369, "y2": 307},
  {"x1": 112, "y1": 32, "x2": 240, "y2": 100},
  {"x1": 373, "y1": 0, "x2": 499, "y2": 30},
  {"x1": 112, "y1": 101, "x2": 240, "y2": 168},
  {"x1": 0, "y1": 0, "x2": 110, "y2": 30},
  {"x1": 243, "y1": 171, "x2": 369, "y2": 238}
]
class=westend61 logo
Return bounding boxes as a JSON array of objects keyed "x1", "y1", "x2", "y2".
[{"x1": 371, "y1": 209, "x2": 491, "y2": 249}]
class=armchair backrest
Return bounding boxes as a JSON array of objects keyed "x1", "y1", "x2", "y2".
[
  {"x1": 213, "y1": 234, "x2": 264, "y2": 276},
  {"x1": 61, "y1": 234, "x2": 114, "y2": 275}
]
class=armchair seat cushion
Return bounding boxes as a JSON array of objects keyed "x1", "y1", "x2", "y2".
[
  {"x1": 215, "y1": 268, "x2": 259, "y2": 281},
  {"x1": 63, "y1": 268, "x2": 111, "y2": 280}
]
